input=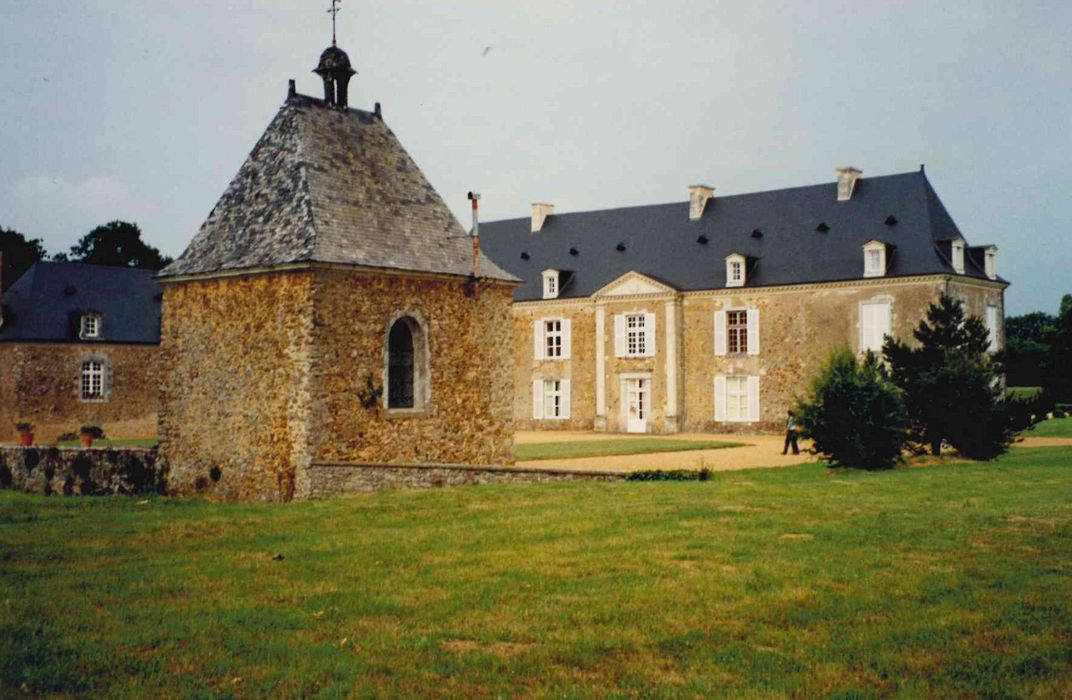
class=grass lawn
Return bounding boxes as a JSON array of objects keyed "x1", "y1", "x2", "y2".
[
  {"x1": 516, "y1": 438, "x2": 743, "y2": 461},
  {"x1": 1008, "y1": 386, "x2": 1042, "y2": 399},
  {"x1": 2, "y1": 448, "x2": 1072, "y2": 698},
  {"x1": 1025, "y1": 416, "x2": 1072, "y2": 439}
]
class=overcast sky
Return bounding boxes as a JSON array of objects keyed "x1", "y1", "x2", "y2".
[{"x1": 1, "y1": 1, "x2": 1069, "y2": 314}]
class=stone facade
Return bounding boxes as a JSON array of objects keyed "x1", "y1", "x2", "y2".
[
  {"x1": 0, "y1": 342, "x2": 159, "y2": 443},
  {"x1": 514, "y1": 273, "x2": 1006, "y2": 434},
  {"x1": 158, "y1": 268, "x2": 517, "y2": 501}
]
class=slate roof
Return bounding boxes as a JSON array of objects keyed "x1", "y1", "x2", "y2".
[
  {"x1": 159, "y1": 94, "x2": 516, "y2": 283},
  {"x1": 480, "y1": 170, "x2": 1004, "y2": 302},
  {"x1": 0, "y1": 262, "x2": 162, "y2": 344}
]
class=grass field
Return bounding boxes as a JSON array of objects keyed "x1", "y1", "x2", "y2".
[
  {"x1": 516, "y1": 438, "x2": 742, "y2": 461},
  {"x1": 2, "y1": 447, "x2": 1071, "y2": 697},
  {"x1": 1025, "y1": 416, "x2": 1072, "y2": 438}
]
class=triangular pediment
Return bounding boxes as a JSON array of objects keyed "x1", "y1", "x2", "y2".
[{"x1": 594, "y1": 271, "x2": 677, "y2": 298}]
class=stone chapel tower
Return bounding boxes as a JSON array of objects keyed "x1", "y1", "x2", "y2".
[{"x1": 156, "y1": 43, "x2": 519, "y2": 501}]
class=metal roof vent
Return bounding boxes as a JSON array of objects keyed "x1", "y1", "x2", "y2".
[
  {"x1": 616, "y1": 242, "x2": 627, "y2": 252},
  {"x1": 751, "y1": 229, "x2": 764, "y2": 239},
  {"x1": 816, "y1": 222, "x2": 830, "y2": 233},
  {"x1": 885, "y1": 215, "x2": 898, "y2": 226},
  {"x1": 696, "y1": 234, "x2": 709, "y2": 245},
  {"x1": 520, "y1": 251, "x2": 530, "y2": 260},
  {"x1": 569, "y1": 247, "x2": 579, "y2": 256}
]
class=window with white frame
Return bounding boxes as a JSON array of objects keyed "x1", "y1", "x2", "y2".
[
  {"x1": 714, "y1": 374, "x2": 760, "y2": 423},
  {"x1": 860, "y1": 300, "x2": 892, "y2": 353},
  {"x1": 951, "y1": 239, "x2": 965, "y2": 274},
  {"x1": 985, "y1": 247, "x2": 997, "y2": 280},
  {"x1": 626, "y1": 314, "x2": 647, "y2": 356},
  {"x1": 727, "y1": 310, "x2": 748, "y2": 354},
  {"x1": 725, "y1": 254, "x2": 746, "y2": 288},
  {"x1": 863, "y1": 241, "x2": 887, "y2": 278},
  {"x1": 80, "y1": 313, "x2": 101, "y2": 339},
  {"x1": 532, "y1": 378, "x2": 570, "y2": 419},
  {"x1": 986, "y1": 304, "x2": 999, "y2": 352},
  {"x1": 542, "y1": 269, "x2": 560, "y2": 299},
  {"x1": 534, "y1": 318, "x2": 571, "y2": 360},
  {"x1": 81, "y1": 360, "x2": 105, "y2": 401}
]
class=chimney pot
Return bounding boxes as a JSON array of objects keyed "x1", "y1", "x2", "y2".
[
  {"x1": 531, "y1": 203, "x2": 555, "y2": 233},
  {"x1": 288, "y1": 79, "x2": 296, "y2": 98},
  {"x1": 374, "y1": 102, "x2": 382, "y2": 119},
  {"x1": 836, "y1": 167, "x2": 863, "y2": 202},
  {"x1": 689, "y1": 184, "x2": 715, "y2": 221}
]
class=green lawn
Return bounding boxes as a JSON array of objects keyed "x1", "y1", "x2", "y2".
[
  {"x1": 1008, "y1": 385, "x2": 1043, "y2": 399},
  {"x1": 1026, "y1": 416, "x2": 1072, "y2": 438},
  {"x1": 2, "y1": 448, "x2": 1072, "y2": 698},
  {"x1": 516, "y1": 438, "x2": 743, "y2": 461}
]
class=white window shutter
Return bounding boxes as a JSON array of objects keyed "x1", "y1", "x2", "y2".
[
  {"x1": 532, "y1": 380, "x2": 544, "y2": 419},
  {"x1": 533, "y1": 320, "x2": 544, "y2": 360},
  {"x1": 747, "y1": 376, "x2": 760, "y2": 422},
  {"x1": 714, "y1": 310, "x2": 727, "y2": 356},
  {"x1": 877, "y1": 302, "x2": 891, "y2": 348},
  {"x1": 747, "y1": 307, "x2": 760, "y2": 356},
  {"x1": 859, "y1": 305, "x2": 872, "y2": 352},
  {"x1": 714, "y1": 375, "x2": 727, "y2": 422},
  {"x1": 614, "y1": 314, "x2": 626, "y2": 357},
  {"x1": 644, "y1": 312, "x2": 656, "y2": 356},
  {"x1": 561, "y1": 318, "x2": 572, "y2": 359},
  {"x1": 561, "y1": 379, "x2": 571, "y2": 419}
]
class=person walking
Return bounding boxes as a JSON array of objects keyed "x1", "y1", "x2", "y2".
[{"x1": 782, "y1": 410, "x2": 800, "y2": 455}]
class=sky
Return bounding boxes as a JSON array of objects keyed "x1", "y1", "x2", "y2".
[{"x1": 1, "y1": 0, "x2": 1069, "y2": 315}]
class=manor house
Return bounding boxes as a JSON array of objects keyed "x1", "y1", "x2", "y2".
[
  {"x1": 481, "y1": 168, "x2": 1006, "y2": 434},
  {"x1": 156, "y1": 44, "x2": 518, "y2": 500}
]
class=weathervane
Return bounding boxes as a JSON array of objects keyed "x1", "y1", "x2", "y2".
[{"x1": 327, "y1": 0, "x2": 341, "y2": 47}]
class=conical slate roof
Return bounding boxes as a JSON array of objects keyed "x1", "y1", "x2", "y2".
[{"x1": 159, "y1": 94, "x2": 516, "y2": 282}]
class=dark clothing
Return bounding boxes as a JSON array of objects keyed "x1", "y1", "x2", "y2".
[
  {"x1": 782, "y1": 430, "x2": 799, "y2": 455},
  {"x1": 782, "y1": 415, "x2": 799, "y2": 455}
]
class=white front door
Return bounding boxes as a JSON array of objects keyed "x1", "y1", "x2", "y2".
[{"x1": 624, "y1": 378, "x2": 648, "y2": 433}]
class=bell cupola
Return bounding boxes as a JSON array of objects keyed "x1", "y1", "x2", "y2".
[{"x1": 314, "y1": 46, "x2": 356, "y2": 107}]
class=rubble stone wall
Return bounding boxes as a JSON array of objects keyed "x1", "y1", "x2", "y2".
[
  {"x1": 0, "y1": 446, "x2": 165, "y2": 496},
  {"x1": 305, "y1": 269, "x2": 516, "y2": 477},
  {"x1": 0, "y1": 342, "x2": 159, "y2": 444},
  {"x1": 157, "y1": 272, "x2": 317, "y2": 501}
]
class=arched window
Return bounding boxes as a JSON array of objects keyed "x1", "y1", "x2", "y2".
[{"x1": 388, "y1": 319, "x2": 416, "y2": 409}]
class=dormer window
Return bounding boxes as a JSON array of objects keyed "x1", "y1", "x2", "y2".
[
  {"x1": 725, "y1": 254, "x2": 746, "y2": 288},
  {"x1": 862, "y1": 241, "x2": 887, "y2": 278},
  {"x1": 951, "y1": 239, "x2": 965, "y2": 274},
  {"x1": 984, "y1": 246, "x2": 997, "y2": 280},
  {"x1": 542, "y1": 269, "x2": 560, "y2": 299},
  {"x1": 80, "y1": 313, "x2": 102, "y2": 340}
]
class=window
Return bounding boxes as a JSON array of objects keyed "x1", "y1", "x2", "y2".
[
  {"x1": 951, "y1": 239, "x2": 965, "y2": 274},
  {"x1": 986, "y1": 304, "x2": 999, "y2": 352},
  {"x1": 860, "y1": 300, "x2": 892, "y2": 353},
  {"x1": 626, "y1": 314, "x2": 647, "y2": 356},
  {"x1": 985, "y1": 247, "x2": 997, "y2": 280},
  {"x1": 532, "y1": 378, "x2": 570, "y2": 419},
  {"x1": 534, "y1": 318, "x2": 571, "y2": 360},
  {"x1": 81, "y1": 361, "x2": 105, "y2": 401},
  {"x1": 80, "y1": 313, "x2": 101, "y2": 339},
  {"x1": 725, "y1": 254, "x2": 746, "y2": 288},
  {"x1": 545, "y1": 320, "x2": 562, "y2": 358},
  {"x1": 387, "y1": 320, "x2": 415, "y2": 409},
  {"x1": 727, "y1": 310, "x2": 748, "y2": 354},
  {"x1": 714, "y1": 374, "x2": 760, "y2": 422},
  {"x1": 863, "y1": 241, "x2": 886, "y2": 278},
  {"x1": 542, "y1": 269, "x2": 560, "y2": 299},
  {"x1": 714, "y1": 308, "x2": 759, "y2": 356}
]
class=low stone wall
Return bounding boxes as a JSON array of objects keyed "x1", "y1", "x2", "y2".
[
  {"x1": 306, "y1": 461, "x2": 624, "y2": 499},
  {"x1": 0, "y1": 447, "x2": 166, "y2": 496}
]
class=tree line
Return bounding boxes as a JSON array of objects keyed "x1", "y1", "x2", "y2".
[
  {"x1": 1, "y1": 221, "x2": 171, "y2": 291},
  {"x1": 797, "y1": 293, "x2": 1072, "y2": 470}
]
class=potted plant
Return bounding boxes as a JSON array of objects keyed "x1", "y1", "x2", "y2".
[
  {"x1": 79, "y1": 425, "x2": 104, "y2": 448},
  {"x1": 15, "y1": 422, "x2": 34, "y2": 447}
]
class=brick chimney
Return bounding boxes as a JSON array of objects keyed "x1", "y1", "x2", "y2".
[
  {"x1": 531, "y1": 203, "x2": 555, "y2": 233},
  {"x1": 689, "y1": 184, "x2": 715, "y2": 220},
  {"x1": 836, "y1": 167, "x2": 862, "y2": 202}
]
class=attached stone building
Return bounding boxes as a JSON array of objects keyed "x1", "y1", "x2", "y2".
[
  {"x1": 156, "y1": 45, "x2": 519, "y2": 501},
  {"x1": 482, "y1": 168, "x2": 1006, "y2": 434},
  {"x1": 0, "y1": 262, "x2": 161, "y2": 442}
]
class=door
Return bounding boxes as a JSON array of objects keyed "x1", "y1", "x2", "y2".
[{"x1": 625, "y1": 377, "x2": 648, "y2": 433}]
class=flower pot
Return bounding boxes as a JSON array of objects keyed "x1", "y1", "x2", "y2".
[
  {"x1": 19, "y1": 432, "x2": 34, "y2": 447},
  {"x1": 80, "y1": 433, "x2": 94, "y2": 448}
]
